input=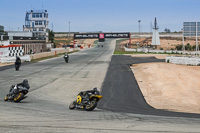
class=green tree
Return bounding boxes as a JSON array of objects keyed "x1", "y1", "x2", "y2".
[
  {"x1": 192, "y1": 45, "x2": 196, "y2": 50},
  {"x1": 175, "y1": 44, "x2": 182, "y2": 50},
  {"x1": 185, "y1": 43, "x2": 192, "y2": 50},
  {"x1": 48, "y1": 30, "x2": 54, "y2": 43}
]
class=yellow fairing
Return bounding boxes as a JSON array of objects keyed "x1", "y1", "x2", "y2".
[
  {"x1": 4, "y1": 96, "x2": 8, "y2": 100},
  {"x1": 76, "y1": 95, "x2": 82, "y2": 104},
  {"x1": 90, "y1": 95, "x2": 103, "y2": 101},
  {"x1": 14, "y1": 93, "x2": 21, "y2": 101}
]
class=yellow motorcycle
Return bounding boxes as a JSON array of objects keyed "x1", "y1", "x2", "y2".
[{"x1": 69, "y1": 88, "x2": 102, "y2": 111}]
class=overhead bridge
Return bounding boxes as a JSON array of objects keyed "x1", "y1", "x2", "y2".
[{"x1": 74, "y1": 32, "x2": 131, "y2": 43}]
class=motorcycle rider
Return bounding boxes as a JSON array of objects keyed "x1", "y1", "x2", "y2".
[
  {"x1": 63, "y1": 52, "x2": 69, "y2": 63},
  {"x1": 15, "y1": 55, "x2": 21, "y2": 70},
  {"x1": 79, "y1": 87, "x2": 100, "y2": 104},
  {"x1": 8, "y1": 79, "x2": 30, "y2": 98}
]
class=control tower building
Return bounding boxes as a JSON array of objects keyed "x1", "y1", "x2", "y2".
[{"x1": 23, "y1": 10, "x2": 49, "y2": 42}]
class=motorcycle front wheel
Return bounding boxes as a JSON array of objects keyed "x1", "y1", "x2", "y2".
[
  {"x1": 15, "y1": 65, "x2": 20, "y2": 71},
  {"x1": 4, "y1": 95, "x2": 8, "y2": 101},
  {"x1": 65, "y1": 59, "x2": 69, "y2": 63},
  {"x1": 69, "y1": 101, "x2": 76, "y2": 109},
  {"x1": 14, "y1": 92, "x2": 24, "y2": 103},
  {"x1": 85, "y1": 100, "x2": 97, "y2": 111}
]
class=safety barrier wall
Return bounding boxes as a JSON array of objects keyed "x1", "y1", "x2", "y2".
[
  {"x1": 166, "y1": 56, "x2": 200, "y2": 66},
  {"x1": 124, "y1": 46, "x2": 200, "y2": 66},
  {"x1": 0, "y1": 55, "x2": 31, "y2": 63},
  {"x1": 0, "y1": 47, "x2": 79, "y2": 63},
  {"x1": 124, "y1": 46, "x2": 200, "y2": 55},
  {"x1": 30, "y1": 47, "x2": 78, "y2": 60}
]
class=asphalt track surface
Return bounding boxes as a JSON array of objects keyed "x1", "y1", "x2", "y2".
[
  {"x1": 0, "y1": 39, "x2": 200, "y2": 132},
  {"x1": 98, "y1": 55, "x2": 200, "y2": 118}
]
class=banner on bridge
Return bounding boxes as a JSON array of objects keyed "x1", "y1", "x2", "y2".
[
  {"x1": 74, "y1": 33, "x2": 130, "y2": 39},
  {"x1": 104, "y1": 33, "x2": 130, "y2": 38},
  {"x1": 74, "y1": 33, "x2": 99, "y2": 39}
]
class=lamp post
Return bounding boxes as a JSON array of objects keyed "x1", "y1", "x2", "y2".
[
  {"x1": 138, "y1": 20, "x2": 141, "y2": 34},
  {"x1": 69, "y1": 21, "x2": 70, "y2": 38},
  {"x1": 138, "y1": 20, "x2": 141, "y2": 47}
]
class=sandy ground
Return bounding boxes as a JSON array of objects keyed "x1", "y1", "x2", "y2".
[
  {"x1": 121, "y1": 38, "x2": 198, "y2": 50},
  {"x1": 0, "y1": 63, "x2": 13, "y2": 67},
  {"x1": 131, "y1": 54, "x2": 200, "y2": 114}
]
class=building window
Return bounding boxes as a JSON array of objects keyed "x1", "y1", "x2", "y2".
[
  {"x1": 39, "y1": 28, "x2": 43, "y2": 31},
  {"x1": 33, "y1": 28, "x2": 37, "y2": 31},
  {"x1": 32, "y1": 13, "x2": 43, "y2": 18},
  {"x1": 32, "y1": 13, "x2": 36, "y2": 18},
  {"x1": 44, "y1": 13, "x2": 48, "y2": 18},
  {"x1": 39, "y1": 21, "x2": 42, "y2": 25},
  {"x1": 35, "y1": 21, "x2": 39, "y2": 25},
  {"x1": 35, "y1": 21, "x2": 42, "y2": 25}
]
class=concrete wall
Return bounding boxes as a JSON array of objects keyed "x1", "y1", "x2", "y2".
[
  {"x1": 8, "y1": 31, "x2": 33, "y2": 37},
  {"x1": 166, "y1": 56, "x2": 200, "y2": 66},
  {"x1": 0, "y1": 47, "x2": 80, "y2": 63},
  {"x1": 30, "y1": 47, "x2": 77, "y2": 60},
  {"x1": 124, "y1": 46, "x2": 200, "y2": 55},
  {"x1": 0, "y1": 55, "x2": 31, "y2": 63}
]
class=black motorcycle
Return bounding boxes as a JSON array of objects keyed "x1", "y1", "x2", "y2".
[
  {"x1": 64, "y1": 54, "x2": 69, "y2": 63},
  {"x1": 69, "y1": 88, "x2": 102, "y2": 111},
  {"x1": 15, "y1": 56, "x2": 21, "y2": 71},
  {"x1": 15, "y1": 64, "x2": 21, "y2": 71},
  {"x1": 4, "y1": 85, "x2": 29, "y2": 103}
]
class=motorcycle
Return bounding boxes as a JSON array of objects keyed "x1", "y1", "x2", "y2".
[
  {"x1": 69, "y1": 89, "x2": 102, "y2": 111},
  {"x1": 15, "y1": 64, "x2": 21, "y2": 71},
  {"x1": 64, "y1": 54, "x2": 69, "y2": 63},
  {"x1": 15, "y1": 56, "x2": 21, "y2": 71},
  {"x1": 4, "y1": 85, "x2": 29, "y2": 103}
]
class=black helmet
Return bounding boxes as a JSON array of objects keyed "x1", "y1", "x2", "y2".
[
  {"x1": 23, "y1": 79, "x2": 28, "y2": 84},
  {"x1": 93, "y1": 87, "x2": 97, "y2": 91}
]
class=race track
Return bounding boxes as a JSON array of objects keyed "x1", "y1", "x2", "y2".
[{"x1": 0, "y1": 39, "x2": 200, "y2": 133}]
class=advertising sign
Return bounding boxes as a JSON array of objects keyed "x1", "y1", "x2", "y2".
[
  {"x1": 104, "y1": 33, "x2": 130, "y2": 38},
  {"x1": 74, "y1": 33, "x2": 130, "y2": 39},
  {"x1": 74, "y1": 33, "x2": 99, "y2": 39},
  {"x1": 183, "y1": 22, "x2": 200, "y2": 36},
  {"x1": 99, "y1": 33, "x2": 104, "y2": 39}
]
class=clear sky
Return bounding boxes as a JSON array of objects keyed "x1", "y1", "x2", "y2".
[{"x1": 0, "y1": 0, "x2": 200, "y2": 32}]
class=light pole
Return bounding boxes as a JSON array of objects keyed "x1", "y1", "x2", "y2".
[
  {"x1": 69, "y1": 21, "x2": 70, "y2": 38},
  {"x1": 138, "y1": 20, "x2": 141, "y2": 35},
  {"x1": 138, "y1": 20, "x2": 141, "y2": 47}
]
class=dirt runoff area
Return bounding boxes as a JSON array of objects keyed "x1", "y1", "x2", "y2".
[
  {"x1": 0, "y1": 63, "x2": 13, "y2": 67},
  {"x1": 130, "y1": 54, "x2": 200, "y2": 114}
]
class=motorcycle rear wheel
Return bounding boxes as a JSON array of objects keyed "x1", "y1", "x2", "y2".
[
  {"x1": 69, "y1": 101, "x2": 76, "y2": 109},
  {"x1": 85, "y1": 100, "x2": 97, "y2": 111},
  {"x1": 14, "y1": 92, "x2": 24, "y2": 103}
]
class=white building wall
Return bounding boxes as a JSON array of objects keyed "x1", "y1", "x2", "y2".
[
  {"x1": 8, "y1": 32, "x2": 33, "y2": 37},
  {"x1": 0, "y1": 40, "x2": 10, "y2": 46}
]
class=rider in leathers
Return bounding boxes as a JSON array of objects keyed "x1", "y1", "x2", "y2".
[
  {"x1": 8, "y1": 79, "x2": 30, "y2": 98},
  {"x1": 15, "y1": 56, "x2": 21, "y2": 67},
  {"x1": 79, "y1": 88, "x2": 100, "y2": 105}
]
